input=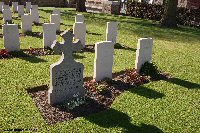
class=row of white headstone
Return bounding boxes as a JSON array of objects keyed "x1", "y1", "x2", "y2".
[
  {"x1": 48, "y1": 29, "x2": 153, "y2": 105},
  {"x1": 0, "y1": 2, "x2": 32, "y2": 13}
]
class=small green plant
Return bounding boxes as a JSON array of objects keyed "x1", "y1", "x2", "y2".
[{"x1": 140, "y1": 62, "x2": 161, "y2": 80}]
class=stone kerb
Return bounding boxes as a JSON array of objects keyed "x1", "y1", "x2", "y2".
[
  {"x1": 135, "y1": 38, "x2": 153, "y2": 73},
  {"x1": 94, "y1": 41, "x2": 114, "y2": 82},
  {"x1": 3, "y1": 24, "x2": 20, "y2": 52}
]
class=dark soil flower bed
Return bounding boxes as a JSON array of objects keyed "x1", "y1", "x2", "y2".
[{"x1": 28, "y1": 69, "x2": 170, "y2": 125}]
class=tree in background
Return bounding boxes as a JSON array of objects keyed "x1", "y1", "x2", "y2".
[
  {"x1": 160, "y1": 0, "x2": 178, "y2": 28},
  {"x1": 76, "y1": 0, "x2": 86, "y2": 12}
]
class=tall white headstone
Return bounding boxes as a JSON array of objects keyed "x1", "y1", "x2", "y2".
[
  {"x1": 135, "y1": 38, "x2": 153, "y2": 73},
  {"x1": 21, "y1": 14, "x2": 32, "y2": 33},
  {"x1": 18, "y1": 5, "x2": 24, "y2": 17},
  {"x1": 12, "y1": 2, "x2": 18, "y2": 12},
  {"x1": 26, "y1": 2, "x2": 31, "y2": 13},
  {"x1": 43, "y1": 23, "x2": 56, "y2": 48},
  {"x1": 30, "y1": 8, "x2": 39, "y2": 23},
  {"x1": 48, "y1": 30, "x2": 85, "y2": 105},
  {"x1": 106, "y1": 22, "x2": 118, "y2": 44},
  {"x1": 3, "y1": 24, "x2": 20, "y2": 52},
  {"x1": 75, "y1": 14, "x2": 84, "y2": 23},
  {"x1": 3, "y1": 9, "x2": 12, "y2": 23},
  {"x1": 0, "y1": 2, "x2": 4, "y2": 12},
  {"x1": 52, "y1": 9, "x2": 60, "y2": 15},
  {"x1": 94, "y1": 41, "x2": 114, "y2": 82},
  {"x1": 31, "y1": 5, "x2": 38, "y2": 10},
  {"x1": 50, "y1": 14, "x2": 60, "y2": 31},
  {"x1": 73, "y1": 22, "x2": 86, "y2": 48}
]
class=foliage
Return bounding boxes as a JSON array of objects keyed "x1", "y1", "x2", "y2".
[
  {"x1": 140, "y1": 62, "x2": 161, "y2": 80},
  {"x1": 126, "y1": 1, "x2": 200, "y2": 28}
]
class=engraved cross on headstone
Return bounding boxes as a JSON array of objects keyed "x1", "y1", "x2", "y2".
[{"x1": 51, "y1": 30, "x2": 83, "y2": 63}]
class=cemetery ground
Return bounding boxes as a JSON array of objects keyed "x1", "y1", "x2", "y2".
[{"x1": 0, "y1": 7, "x2": 200, "y2": 132}]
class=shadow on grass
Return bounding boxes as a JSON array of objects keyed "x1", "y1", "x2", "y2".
[
  {"x1": 20, "y1": 32, "x2": 42, "y2": 39},
  {"x1": 10, "y1": 51, "x2": 47, "y2": 63},
  {"x1": 115, "y1": 43, "x2": 137, "y2": 51},
  {"x1": 86, "y1": 31, "x2": 103, "y2": 36},
  {"x1": 165, "y1": 78, "x2": 200, "y2": 89},
  {"x1": 85, "y1": 108, "x2": 163, "y2": 133}
]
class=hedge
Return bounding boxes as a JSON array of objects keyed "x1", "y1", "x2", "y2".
[{"x1": 126, "y1": 2, "x2": 200, "y2": 28}]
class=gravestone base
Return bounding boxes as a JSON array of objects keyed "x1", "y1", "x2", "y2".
[{"x1": 48, "y1": 62, "x2": 85, "y2": 105}]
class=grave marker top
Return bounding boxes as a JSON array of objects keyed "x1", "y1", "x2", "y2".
[{"x1": 51, "y1": 30, "x2": 83, "y2": 63}]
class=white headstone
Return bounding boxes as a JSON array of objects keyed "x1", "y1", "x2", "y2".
[
  {"x1": 3, "y1": 24, "x2": 20, "y2": 52},
  {"x1": 0, "y1": 2, "x2": 4, "y2": 12},
  {"x1": 30, "y1": 8, "x2": 39, "y2": 23},
  {"x1": 73, "y1": 22, "x2": 86, "y2": 48},
  {"x1": 106, "y1": 22, "x2": 118, "y2": 44},
  {"x1": 50, "y1": 14, "x2": 60, "y2": 31},
  {"x1": 135, "y1": 38, "x2": 153, "y2": 73},
  {"x1": 31, "y1": 5, "x2": 38, "y2": 10},
  {"x1": 18, "y1": 5, "x2": 24, "y2": 17},
  {"x1": 94, "y1": 41, "x2": 114, "y2": 82},
  {"x1": 48, "y1": 30, "x2": 85, "y2": 105},
  {"x1": 43, "y1": 23, "x2": 56, "y2": 48},
  {"x1": 3, "y1": 9, "x2": 12, "y2": 23},
  {"x1": 52, "y1": 9, "x2": 60, "y2": 15},
  {"x1": 21, "y1": 14, "x2": 32, "y2": 33},
  {"x1": 3, "y1": 5, "x2": 9, "y2": 10},
  {"x1": 75, "y1": 14, "x2": 84, "y2": 23},
  {"x1": 26, "y1": 2, "x2": 31, "y2": 13},
  {"x1": 12, "y1": 2, "x2": 18, "y2": 12}
]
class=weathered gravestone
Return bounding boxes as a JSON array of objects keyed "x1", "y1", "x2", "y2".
[
  {"x1": 3, "y1": 9, "x2": 12, "y2": 23},
  {"x1": 50, "y1": 14, "x2": 60, "y2": 31},
  {"x1": 12, "y1": 2, "x2": 18, "y2": 13},
  {"x1": 43, "y1": 23, "x2": 56, "y2": 48},
  {"x1": 75, "y1": 14, "x2": 85, "y2": 23},
  {"x1": 18, "y1": 5, "x2": 24, "y2": 17},
  {"x1": 21, "y1": 14, "x2": 32, "y2": 33},
  {"x1": 26, "y1": 2, "x2": 31, "y2": 13},
  {"x1": 3, "y1": 5, "x2": 9, "y2": 10},
  {"x1": 52, "y1": 9, "x2": 60, "y2": 15},
  {"x1": 31, "y1": 5, "x2": 38, "y2": 10},
  {"x1": 0, "y1": 2, "x2": 4, "y2": 12},
  {"x1": 73, "y1": 22, "x2": 86, "y2": 48},
  {"x1": 48, "y1": 30, "x2": 85, "y2": 105},
  {"x1": 135, "y1": 38, "x2": 153, "y2": 73},
  {"x1": 94, "y1": 41, "x2": 114, "y2": 82},
  {"x1": 30, "y1": 8, "x2": 39, "y2": 23},
  {"x1": 106, "y1": 22, "x2": 118, "y2": 44},
  {"x1": 3, "y1": 24, "x2": 20, "y2": 52}
]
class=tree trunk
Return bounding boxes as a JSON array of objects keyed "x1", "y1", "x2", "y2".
[
  {"x1": 160, "y1": 0, "x2": 178, "y2": 28},
  {"x1": 76, "y1": 0, "x2": 86, "y2": 12}
]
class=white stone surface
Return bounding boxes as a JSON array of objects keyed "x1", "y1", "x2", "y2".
[
  {"x1": 31, "y1": 5, "x2": 38, "y2": 10},
  {"x1": 21, "y1": 14, "x2": 32, "y2": 33},
  {"x1": 135, "y1": 38, "x2": 153, "y2": 73},
  {"x1": 0, "y1": 2, "x2": 4, "y2": 12},
  {"x1": 18, "y1": 5, "x2": 24, "y2": 17},
  {"x1": 94, "y1": 41, "x2": 114, "y2": 82},
  {"x1": 50, "y1": 14, "x2": 60, "y2": 31},
  {"x1": 52, "y1": 9, "x2": 60, "y2": 15},
  {"x1": 3, "y1": 24, "x2": 20, "y2": 52},
  {"x1": 48, "y1": 30, "x2": 85, "y2": 105},
  {"x1": 106, "y1": 22, "x2": 118, "y2": 44},
  {"x1": 75, "y1": 14, "x2": 85, "y2": 23},
  {"x1": 43, "y1": 23, "x2": 56, "y2": 48},
  {"x1": 3, "y1": 5, "x2": 9, "y2": 10},
  {"x1": 3, "y1": 9, "x2": 12, "y2": 23},
  {"x1": 12, "y1": 2, "x2": 18, "y2": 12},
  {"x1": 30, "y1": 8, "x2": 39, "y2": 23},
  {"x1": 26, "y1": 2, "x2": 31, "y2": 13},
  {"x1": 73, "y1": 22, "x2": 86, "y2": 48}
]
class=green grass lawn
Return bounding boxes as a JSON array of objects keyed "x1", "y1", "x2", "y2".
[{"x1": 0, "y1": 8, "x2": 200, "y2": 132}]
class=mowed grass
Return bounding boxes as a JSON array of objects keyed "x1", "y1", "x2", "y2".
[{"x1": 0, "y1": 7, "x2": 200, "y2": 132}]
